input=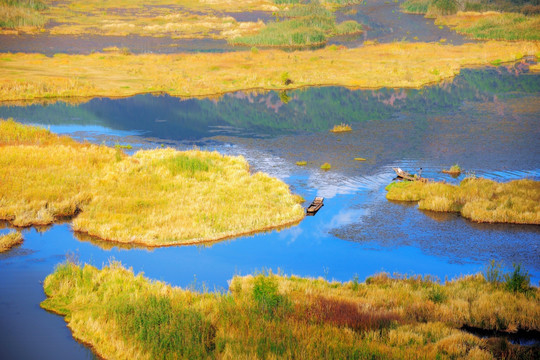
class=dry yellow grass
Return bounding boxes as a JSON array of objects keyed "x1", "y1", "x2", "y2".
[
  {"x1": 0, "y1": 41, "x2": 538, "y2": 102},
  {"x1": 0, "y1": 230, "x2": 23, "y2": 252},
  {"x1": 41, "y1": 261, "x2": 539, "y2": 360},
  {"x1": 386, "y1": 178, "x2": 540, "y2": 224},
  {"x1": 0, "y1": 119, "x2": 304, "y2": 245},
  {"x1": 1, "y1": 0, "x2": 275, "y2": 37}
]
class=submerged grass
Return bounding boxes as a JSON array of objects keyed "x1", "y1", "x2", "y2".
[
  {"x1": 0, "y1": 119, "x2": 305, "y2": 245},
  {"x1": 42, "y1": 261, "x2": 540, "y2": 360},
  {"x1": 386, "y1": 177, "x2": 540, "y2": 224},
  {"x1": 1, "y1": 41, "x2": 538, "y2": 102},
  {"x1": 0, "y1": 230, "x2": 23, "y2": 252}
]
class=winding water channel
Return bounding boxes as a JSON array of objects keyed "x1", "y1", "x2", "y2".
[{"x1": 1, "y1": 63, "x2": 539, "y2": 358}]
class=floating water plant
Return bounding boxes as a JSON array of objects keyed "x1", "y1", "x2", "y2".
[
  {"x1": 41, "y1": 260, "x2": 540, "y2": 360},
  {"x1": 330, "y1": 123, "x2": 352, "y2": 133},
  {"x1": 320, "y1": 162, "x2": 331, "y2": 170},
  {"x1": 0, "y1": 231, "x2": 23, "y2": 252}
]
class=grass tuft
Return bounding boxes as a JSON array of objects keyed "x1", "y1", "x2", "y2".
[
  {"x1": 0, "y1": 230, "x2": 23, "y2": 252},
  {"x1": 330, "y1": 123, "x2": 352, "y2": 132},
  {"x1": 320, "y1": 162, "x2": 331, "y2": 170}
]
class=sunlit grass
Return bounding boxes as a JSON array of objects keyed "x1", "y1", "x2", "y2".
[
  {"x1": 0, "y1": 119, "x2": 305, "y2": 245},
  {"x1": 0, "y1": 230, "x2": 23, "y2": 252},
  {"x1": 320, "y1": 162, "x2": 331, "y2": 170},
  {"x1": 386, "y1": 177, "x2": 540, "y2": 224},
  {"x1": 0, "y1": 0, "x2": 47, "y2": 29},
  {"x1": 329, "y1": 123, "x2": 352, "y2": 132},
  {"x1": 1, "y1": 41, "x2": 538, "y2": 102},
  {"x1": 41, "y1": 261, "x2": 540, "y2": 360}
]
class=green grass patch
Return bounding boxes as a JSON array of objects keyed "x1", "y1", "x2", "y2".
[
  {"x1": 160, "y1": 154, "x2": 211, "y2": 176},
  {"x1": 231, "y1": 2, "x2": 362, "y2": 48}
]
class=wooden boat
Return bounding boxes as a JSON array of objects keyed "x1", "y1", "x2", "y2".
[
  {"x1": 392, "y1": 167, "x2": 430, "y2": 183},
  {"x1": 306, "y1": 197, "x2": 324, "y2": 215}
]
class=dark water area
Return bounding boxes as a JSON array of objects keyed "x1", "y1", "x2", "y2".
[
  {"x1": 1, "y1": 65, "x2": 539, "y2": 359},
  {"x1": 0, "y1": 33, "x2": 244, "y2": 56}
]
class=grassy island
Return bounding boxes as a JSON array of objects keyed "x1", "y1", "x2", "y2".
[
  {"x1": 0, "y1": 230, "x2": 23, "y2": 252},
  {"x1": 0, "y1": 120, "x2": 304, "y2": 245},
  {"x1": 42, "y1": 261, "x2": 540, "y2": 360},
  {"x1": 0, "y1": 41, "x2": 538, "y2": 102},
  {"x1": 386, "y1": 178, "x2": 540, "y2": 225}
]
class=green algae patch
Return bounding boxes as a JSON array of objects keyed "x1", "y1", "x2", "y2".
[
  {"x1": 41, "y1": 261, "x2": 540, "y2": 360},
  {"x1": 0, "y1": 119, "x2": 304, "y2": 246}
]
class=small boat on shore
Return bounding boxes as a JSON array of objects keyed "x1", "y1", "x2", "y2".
[{"x1": 306, "y1": 197, "x2": 324, "y2": 215}]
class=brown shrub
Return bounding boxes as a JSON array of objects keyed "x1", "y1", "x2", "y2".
[{"x1": 300, "y1": 296, "x2": 401, "y2": 332}]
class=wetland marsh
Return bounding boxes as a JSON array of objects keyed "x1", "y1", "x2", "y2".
[
  {"x1": 1, "y1": 63, "x2": 539, "y2": 359},
  {"x1": 1, "y1": 0, "x2": 540, "y2": 358}
]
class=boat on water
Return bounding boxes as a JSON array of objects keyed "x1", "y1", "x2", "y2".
[{"x1": 306, "y1": 197, "x2": 324, "y2": 215}]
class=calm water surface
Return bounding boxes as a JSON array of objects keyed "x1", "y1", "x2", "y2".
[{"x1": 1, "y1": 64, "x2": 539, "y2": 358}]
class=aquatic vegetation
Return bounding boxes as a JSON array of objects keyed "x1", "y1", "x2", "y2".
[
  {"x1": 386, "y1": 177, "x2": 540, "y2": 225},
  {"x1": 42, "y1": 261, "x2": 540, "y2": 359},
  {"x1": 230, "y1": 2, "x2": 362, "y2": 47},
  {"x1": 442, "y1": 164, "x2": 461, "y2": 175},
  {"x1": 0, "y1": 230, "x2": 23, "y2": 252},
  {"x1": 0, "y1": 120, "x2": 305, "y2": 245},
  {"x1": 401, "y1": 0, "x2": 540, "y2": 40},
  {"x1": 435, "y1": 11, "x2": 540, "y2": 41},
  {"x1": 320, "y1": 162, "x2": 331, "y2": 170},
  {"x1": 330, "y1": 123, "x2": 352, "y2": 132},
  {"x1": 1, "y1": 41, "x2": 539, "y2": 101},
  {"x1": 0, "y1": 0, "x2": 47, "y2": 29}
]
